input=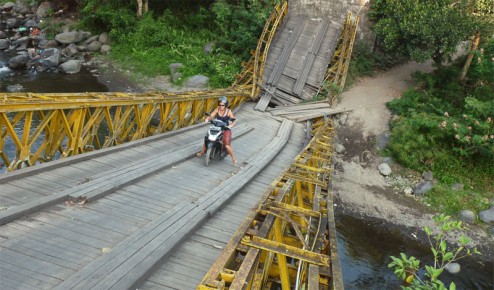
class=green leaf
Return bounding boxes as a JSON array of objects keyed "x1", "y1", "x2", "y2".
[
  {"x1": 450, "y1": 282, "x2": 457, "y2": 290},
  {"x1": 440, "y1": 240, "x2": 447, "y2": 252}
]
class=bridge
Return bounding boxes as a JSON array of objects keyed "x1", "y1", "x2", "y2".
[{"x1": 0, "y1": 1, "x2": 359, "y2": 289}]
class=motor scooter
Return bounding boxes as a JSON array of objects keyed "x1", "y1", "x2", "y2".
[{"x1": 203, "y1": 113, "x2": 235, "y2": 167}]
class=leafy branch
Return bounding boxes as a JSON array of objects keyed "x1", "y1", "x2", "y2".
[{"x1": 388, "y1": 214, "x2": 481, "y2": 290}]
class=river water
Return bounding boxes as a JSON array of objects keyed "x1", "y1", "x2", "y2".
[{"x1": 1, "y1": 53, "x2": 493, "y2": 289}]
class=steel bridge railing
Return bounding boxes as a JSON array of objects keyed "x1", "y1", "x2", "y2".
[{"x1": 0, "y1": 90, "x2": 247, "y2": 171}]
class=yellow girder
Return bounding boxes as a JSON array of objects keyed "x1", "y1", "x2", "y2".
[{"x1": 198, "y1": 117, "x2": 343, "y2": 290}]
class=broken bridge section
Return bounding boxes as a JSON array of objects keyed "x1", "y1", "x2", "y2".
[{"x1": 255, "y1": 4, "x2": 342, "y2": 111}]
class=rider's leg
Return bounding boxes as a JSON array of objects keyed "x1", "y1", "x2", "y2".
[
  {"x1": 197, "y1": 140, "x2": 207, "y2": 157},
  {"x1": 223, "y1": 130, "x2": 236, "y2": 165}
]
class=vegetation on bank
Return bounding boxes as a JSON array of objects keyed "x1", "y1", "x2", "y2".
[
  {"x1": 365, "y1": 0, "x2": 494, "y2": 219},
  {"x1": 75, "y1": 0, "x2": 273, "y2": 87}
]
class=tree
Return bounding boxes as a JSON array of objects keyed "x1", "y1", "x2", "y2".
[{"x1": 371, "y1": 0, "x2": 477, "y2": 67}]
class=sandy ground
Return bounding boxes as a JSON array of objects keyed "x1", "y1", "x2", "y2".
[{"x1": 331, "y1": 61, "x2": 493, "y2": 260}]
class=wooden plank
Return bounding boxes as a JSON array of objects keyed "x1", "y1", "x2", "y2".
[
  {"x1": 0, "y1": 247, "x2": 72, "y2": 280},
  {"x1": 4, "y1": 223, "x2": 101, "y2": 258}
]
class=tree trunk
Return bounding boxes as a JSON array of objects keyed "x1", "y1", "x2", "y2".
[
  {"x1": 459, "y1": 32, "x2": 481, "y2": 82},
  {"x1": 137, "y1": 0, "x2": 143, "y2": 17},
  {"x1": 144, "y1": 0, "x2": 148, "y2": 14}
]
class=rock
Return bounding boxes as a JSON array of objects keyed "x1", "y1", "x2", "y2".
[
  {"x1": 383, "y1": 156, "x2": 394, "y2": 165},
  {"x1": 422, "y1": 171, "x2": 433, "y2": 181},
  {"x1": 6, "y1": 18, "x2": 20, "y2": 29},
  {"x1": 444, "y1": 263, "x2": 461, "y2": 274},
  {"x1": 36, "y1": 1, "x2": 53, "y2": 18},
  {"x1": 184, "y1": 74, "x2": 209, "y2": 88},
  {"x1": 14, "y1": 1, "x2": 31, "y2": 14},
  {"x1": 376, "y1": 132, "x2": 390, "y2": 150},
  {"x1": 378, "y1": 163, "x2": 392, "y2": 176},
  {"x1": 58, "y1": 60, "x2": 81, "y2": 74},
  {"x1": 458, "y1": 210, "x2": 475, "y2": 224},
  {"x1": 451, "y1": 183, "x2": 464, "y2": 191},
  {"x1": 87, "y1": 40, "x2": 102, "y2": 52},
  {"x1": 6, "y1": 84, "x2": 24, "y2": 92},
  {"x1": 0, "y1": 39, "x2": 11, "y2": 50},
  {"x1": 404, "y1": 187, "x2": 413, "y2": 195},
  {"x1": 98, "y1": 32, "x2": 109, "y2": 44},
  {"x1": 85, "y1": 35, "x2": 99, "y2": 45},
  {"x1": 169, "y1": 63, "x2": 183, "y2": 74},
  {"x1": 39, "y1": 48, "x2": 61, "y2": 67},
  {"x1": 42, "y1": 39, "x2": 58, "y2": 49},
  {"x1": 2, "y1": 2, "x2": 15, "y2": 11},
  {"x1": 62, "y1": 43, "x2": 78, "y2": 57},
  {"x1": 0, "y1": 31, "x2": 7, "y2": 39},
  {"x1": 100, "y1": 44, "x2": 111, "y2": 55},
  {"x1": 172, "y1": 72, "x2": 181, "y2": 83},
  {"x1": 335, "y1": 143, "x2": 345, "y2": 154},
  {"x1": 479, "y1": 206, "x2": 494, "y2": 224},
  {"x1": 55, "y1": 31, "x2": 84, "y2": 45},
  {"x1": 204, "y1": 42, "x2": 214, "y2": 54},
  {"x1": 413, "y1": 181, "x2": 433, "y2": 196},
  {"x1": 7, "y1": 54, "x2": 29, "y2": 69},
  {"x1": 24, "y1": 19, "x2": 37, "y2": 28}
]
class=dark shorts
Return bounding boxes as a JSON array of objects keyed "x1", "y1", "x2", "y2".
[{"x1": 223, "y1": 129, "x2": 232, "y2": 145}]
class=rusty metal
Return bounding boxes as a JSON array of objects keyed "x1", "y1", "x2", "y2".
[{"x1": 197, "y1": 117, "x2": 343, "y2": 289}]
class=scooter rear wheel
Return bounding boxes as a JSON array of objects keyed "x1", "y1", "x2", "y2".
[{"x1": 205, "y1": 146, "x2": 213, "y2": 167}]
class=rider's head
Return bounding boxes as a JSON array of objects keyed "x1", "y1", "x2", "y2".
[{"x1": 218, "y1": 96, "x2": 229, "y2": 108}]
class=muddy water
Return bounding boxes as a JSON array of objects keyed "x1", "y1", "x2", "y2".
[{"x1": 1, "y1": 53, "x2": 493, "y2": 288}]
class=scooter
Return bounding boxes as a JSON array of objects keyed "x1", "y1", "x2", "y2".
[{"x1": 203, "y1": 113, "x2": 235, "y2": 167}]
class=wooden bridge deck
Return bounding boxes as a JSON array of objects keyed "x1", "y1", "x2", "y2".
[
  {"x1": 0, "y1": 102, "x2": 308, "y2": 289},
  {"x1": 256, "y1": 11, "x2": 341, "y2": 110}
]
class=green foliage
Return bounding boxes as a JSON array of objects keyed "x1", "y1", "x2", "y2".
[
  {"x1": 76, "y1": 0, "x2": 272, "y2": 88},
  {"x1": 371, "y1": 0, "x2": 477, "y2": 66},
  {"x1": 212, "y1": 0, "x2": 269, "y2": 58},
  {"x1": 388, "y1": 214, "x2": 481, "y2": 290},
  {"x1": 386, "y1": 38, "x2": 493, "y2": 214}
]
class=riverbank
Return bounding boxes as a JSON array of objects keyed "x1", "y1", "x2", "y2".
[{"x1": 331, "y1": 61, "x2": 494, "y2": 263}]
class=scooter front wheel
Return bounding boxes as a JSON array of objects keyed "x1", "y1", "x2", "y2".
[{"x1": 205, "y1": 146, "x2": 213, "y2": 167}]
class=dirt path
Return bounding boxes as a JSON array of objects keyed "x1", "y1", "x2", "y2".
[{"x1": 332, "y1": 61, "x2": 493, "y2": 259}]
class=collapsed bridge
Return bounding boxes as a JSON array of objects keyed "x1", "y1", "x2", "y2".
[{"x1": 0, "y1": 1, "x2": 360, "y2": 289}]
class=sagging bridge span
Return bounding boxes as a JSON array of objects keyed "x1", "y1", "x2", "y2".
[{"x1": 0, "y1": 1, "x2": 359, "y2": 289}]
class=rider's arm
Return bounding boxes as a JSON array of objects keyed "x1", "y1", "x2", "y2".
[
  {"x1": 228, "y1": 110, "x2": 236, "y2": 128},
  {"x1": 206, "y1": 108, "x2": 218, "y2": 122}
]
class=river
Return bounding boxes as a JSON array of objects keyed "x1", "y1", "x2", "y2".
[{"x1": 1, "y1": 53, "x2": 493, "y2": 289}]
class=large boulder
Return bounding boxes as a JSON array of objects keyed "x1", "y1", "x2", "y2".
[
  {"x1": 87, "y1": 40, "x2": 102, "y2": 52},
  {"x1": 413, "y1": 181, "x2": 433, "y2": 196},
  {"x1": 98, "y1": 32, "x2": 109, "y2": 44},
  {"x1": 479, "y1": 206, "x2": 494, "y2": 224},
  {"x1": 39, "y1": 48, "x2": 61, "y2": 67},
  {"x1": 7, "y1": 54, "x2": 30, "y2": 69},
  {"x1": 0, "y1": 39, "x2": 11, "y2": 50},
  {"x1": 58, "y1": 60, "x2": 81, "y2": 74},
  {"x1": 55, "y1": 31, "x2": 84, "y2": 45},
  {"x1": 185, "y1": 75, "x2": 209, "y2": 88},
  {"x1": 36, "y1": 1, "x2": 53, "y2": 18}
]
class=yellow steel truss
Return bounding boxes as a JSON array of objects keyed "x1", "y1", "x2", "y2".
[
  {"x1": 0, "y1": 90, "x2": 247, "y2": 171},
  {"x1": 319, "y1": 12, "x2": 359, "y2": 107},
  {"x1": 197, "y1": 118, "x2": 343, "y2": 290}
]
